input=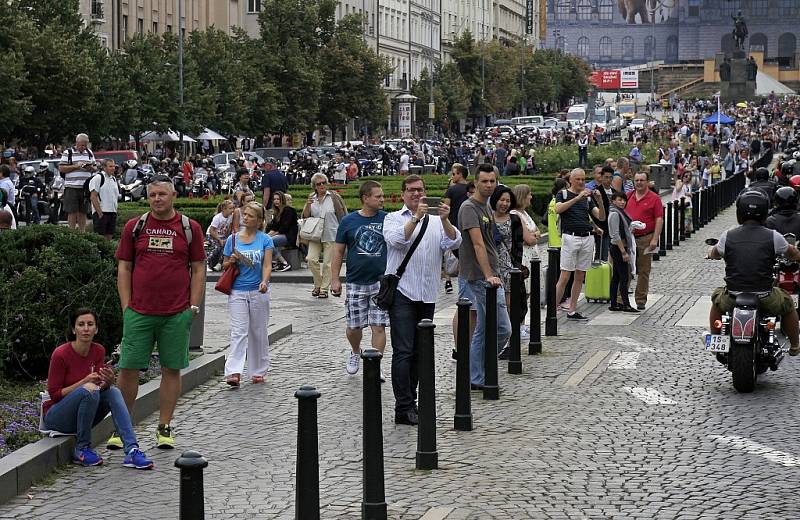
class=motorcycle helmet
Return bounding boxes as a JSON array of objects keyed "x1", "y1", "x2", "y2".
[
  {"x1": 126, "y1": 159, "x2": 138, "y2": 169},
  {"x1": 754, "y1": 167, "x2": 770, "y2": 182},
  {"x1": 735, "y1": 189, "x2": 769, "y2": 224},
  {"x1": 38, "y1": 161, "x2": 48, "y2": 171},
  {"x1": 790, "y1": 175, "x2": 800, "y2": 189},
  {"x1": 774, "y1": 186, "x2": 798, "y2": 210},
  {"x1": 794, "y1": 151, "x2": 800, "y2": 160},
  {"x1": 23, "y1": 165, "x2": 35, "y2": 176}
]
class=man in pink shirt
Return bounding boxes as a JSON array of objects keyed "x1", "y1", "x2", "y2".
[{"x1": 625, "y1": 170, "x2": 664, "y2": 310}]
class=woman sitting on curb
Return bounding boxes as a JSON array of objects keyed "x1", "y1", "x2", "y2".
[{"x1": 43, "y1": 308, "x2": 154, "y2": 469}]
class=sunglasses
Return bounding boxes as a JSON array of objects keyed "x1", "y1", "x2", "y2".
[{"x1": 314, "y1": 181, "x2": 327, "y2": 186}]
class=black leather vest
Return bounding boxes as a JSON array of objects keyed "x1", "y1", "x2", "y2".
[{"x1": 724, "y1": 223, "x2": 777, "y2": 292}]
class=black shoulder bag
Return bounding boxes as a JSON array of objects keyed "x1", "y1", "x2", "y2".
[{"x1": 373, "y1": 216, "x2": 430, "y2": 310}]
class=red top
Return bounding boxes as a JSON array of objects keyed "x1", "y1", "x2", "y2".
[
  {"x1": 44, "y1": 342, "x2": 105, "y2": 416},
  {"x1": 115, "y1": 212, "x2": 206, "y2": 315},
  {"x1": 626, "y1": 189, "x2": 664, "y2": 236}
]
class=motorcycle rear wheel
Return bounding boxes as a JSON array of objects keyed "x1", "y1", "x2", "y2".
[{"x1": 730, "y1": 342, "x2": 757, "y2": 393}]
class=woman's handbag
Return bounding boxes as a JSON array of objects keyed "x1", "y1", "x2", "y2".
[
  {"x1": 214, "y1": 235, "x2": 239, "y2": 295},
  {"x1": 443, "y1": 249, "x2": 459, "y2": 277},
  {"x1": 374, "y1": 216, "x2": 429, "y2": 310},
  {"x1": 299, "y1": 216, "x2": 324, "y2": 242}
]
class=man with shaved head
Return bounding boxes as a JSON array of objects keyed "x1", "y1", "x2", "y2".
[{"x1": 553, "y1": 168, "x2": 606, "y2": 320}]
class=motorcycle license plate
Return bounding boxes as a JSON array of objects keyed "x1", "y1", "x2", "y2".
[{"x1": 705, "y1": 334, "x2": 730, "y2": 353}]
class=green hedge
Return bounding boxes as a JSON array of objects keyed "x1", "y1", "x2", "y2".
[{"x1": 0, "y1": 227, "x2": 122, "y2": 380}]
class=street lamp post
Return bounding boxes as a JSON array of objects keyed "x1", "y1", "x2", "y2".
[{"x1": 178, "y1": 0, "x2": 185, "y2": 157}]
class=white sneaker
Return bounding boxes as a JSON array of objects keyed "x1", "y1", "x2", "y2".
[
  {"x1": 346, "y1": 352, "x2": 360, "y2": 375},
  {"x1": 520, "y1": 325, "x2": 530, "y2": 338},
  {"x1": 379, "y1": 368, "x2": 387, "y2": 383}
]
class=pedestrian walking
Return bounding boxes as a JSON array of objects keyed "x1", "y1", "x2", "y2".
[
  {"x1": 58, "y1": 133, "x2": 96, "y2": 232},
  {"x1": 115, "y1": 175, "x2": 206, "y2": 449},
  {"x1": 302, "y1": 173, "x2": 347, "y2": 298},
  {"x1": 222, "y1": 202, "x2": 273, "y2": 387},
  {"x1": 384, "y1": 174, "x2": 461, "y2": 425},
  {"x1": 458, "y1": 164, "x2": 512, "y2": 387},
  {"x1": 207, "y1": 200, "x2": 235, "y2": 271},
  {"x1": 625, "y1": 169, "x2": 664, "y2": 310},
  {"x1": 330, "y1": 180, "x2": 389, "y2": 381}
]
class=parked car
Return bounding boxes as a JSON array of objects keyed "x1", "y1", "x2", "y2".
[{"x1": 94, "y1": 150, "x2": 140, "y2": 167}]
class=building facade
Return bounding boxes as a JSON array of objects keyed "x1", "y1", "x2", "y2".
[
  {"x1": 80, "y1": 0, "x2": 241, "y2": 50},
  {"x1": 545, "y1": 0, "x2": 800, "y2": 68}
]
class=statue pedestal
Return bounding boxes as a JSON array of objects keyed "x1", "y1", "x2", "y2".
[{"x1": 721, "y1": 56, "x2": 756, "y2": 102}]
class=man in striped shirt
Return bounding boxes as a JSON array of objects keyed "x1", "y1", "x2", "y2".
[
  {"x1": 383, "y1": 174, "x2": 461, "y2": 425},
  {"x1": 58, "y1": 133, "x2": 96, "y2": 231}
]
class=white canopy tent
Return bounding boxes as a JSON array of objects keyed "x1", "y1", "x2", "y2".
[
  {"x1": 195, "y1": 128, "x2": 226, "y2": 141},
  {"x1": 139, "y1": 130, "x2": 197, "y2": 143}
]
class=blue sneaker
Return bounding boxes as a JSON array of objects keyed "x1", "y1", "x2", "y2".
[
  {"x1": 73, "y1": 448, "x2": 103, "y2": 466},
  {"x1": 123, "y1": 448, "x2": 154, "y2": 470}
]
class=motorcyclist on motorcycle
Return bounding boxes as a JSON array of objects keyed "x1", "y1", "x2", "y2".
[
  {"x1": 708, "y1": 189, "x2": 800, "y2": 356},
  {"x1": 38, "y1": 161, "x2": 53, "y2": 185},
  {"x1": 18, "y1": 165, "x2": 45, "y2": 224},
  {"x1": 766, "y1": 187, "x2": 800, "y2": 232},
  {"x1": 748, "y1": 167, "x2": 777, "y2": 203}
]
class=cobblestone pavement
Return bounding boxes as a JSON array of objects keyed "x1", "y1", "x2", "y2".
[{"x1": 3, "y1": 205, "x2": 800, "y2": 519}]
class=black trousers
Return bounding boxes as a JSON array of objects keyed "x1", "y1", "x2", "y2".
[{"x1": 609, "y1": 247, "x2": 632, "y2": 308}]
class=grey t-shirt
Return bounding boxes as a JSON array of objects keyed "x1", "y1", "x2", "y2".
[
  {"x1": 555, "y1": 189, "x2": 596, "y2": 234},
  {"x1": 458, "y1": 197, "x2": 498, "y2": 281},
  {"x1": 715, "y1": 228, "x2": 788, "y2": 256}
]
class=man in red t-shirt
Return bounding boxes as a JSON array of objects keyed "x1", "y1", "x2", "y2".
[
  {"x1": 626, "y1": 170, "x2": 664, "y2": 310},
  {"x1": 115, "y1": 175, "x2": 206, "y2": 449}
]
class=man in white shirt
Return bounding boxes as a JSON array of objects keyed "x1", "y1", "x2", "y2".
[
  {"x1": 398, "y1": 148, "x2": 410, "y2": 175},
  {"x1": 383, "y1": 174, "x2": 461, "y2": 425},
  {"x1": 89, "y1": 159, "x2": 120, "y2": 240}
]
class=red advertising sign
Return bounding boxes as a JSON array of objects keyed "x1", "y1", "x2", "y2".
[{"x1": 590, "y1": 70, "x2": 621, "y2": 90}]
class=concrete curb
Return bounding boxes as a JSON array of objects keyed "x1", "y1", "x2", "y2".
[{"x1": 0, "y1": 323, "x2": 293, "y2": 505}]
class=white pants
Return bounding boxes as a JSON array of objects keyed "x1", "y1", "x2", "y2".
[{"x1": 226, "y1": 289, "x2": 271, "y2": 377}]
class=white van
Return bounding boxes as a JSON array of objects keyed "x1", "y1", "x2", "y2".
[
  {"x1": 511, "y1": 115, "x2": 544, "y2": 128},
  {"x1": 566, "y1": 104, "x2": 588, "y2": 127}
]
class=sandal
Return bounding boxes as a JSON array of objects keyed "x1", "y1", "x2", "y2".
[
  {"x1": 317, "y1": 290, "x2": 329, "y2": 299},
  {"x1": 225, "y1": 374, "x2": 240, "y2": 387},
  {"x1": 311, "y1": 288, "x2": 320, "y2": 297},
  {"x1": 251, "y1": 375, "x2": 265, "y2": 384}
]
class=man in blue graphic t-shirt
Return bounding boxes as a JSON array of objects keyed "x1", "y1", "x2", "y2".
[{"x1": 331, "y1": 180, "x2": 389, "y2": 381}]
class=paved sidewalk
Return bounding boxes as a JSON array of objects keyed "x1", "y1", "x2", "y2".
[{"x1": 2, "y1": 204, "x2": 800, "y2": 519}]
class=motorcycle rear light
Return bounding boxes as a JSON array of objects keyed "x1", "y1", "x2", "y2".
[
  {"x1": 713, "y1": 320, "x2": 723, "y2": 331},
  {"x1": 766, "y1": 321, "x2": 776, "y2": 330}
]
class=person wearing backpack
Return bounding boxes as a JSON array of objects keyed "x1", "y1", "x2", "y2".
[
  {"x1": 58, "y1": 133, "x2": 96, "y2": 231},
  {"x1": 89, "y1": 159, "x2": 120, "y2": 240},
  {"x1": 113, "y1": 175, "x2": 206, "y2": 450}
]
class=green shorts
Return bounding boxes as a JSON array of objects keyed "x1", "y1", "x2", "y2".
[
  {"x1": 119, "y1": 308, "x2": 192, "y2": 370},
  {"x1": 711, "y1": 287, "x2": 795, "y2": 316}
]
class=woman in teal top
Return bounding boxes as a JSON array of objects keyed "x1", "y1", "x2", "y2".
[{"x1": 222, "y1": 202, "x2": 273, "y2": 386}]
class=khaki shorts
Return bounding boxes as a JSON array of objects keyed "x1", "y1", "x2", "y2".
[
  {"x1": 711, "y1": 287, "x2": 795, "y2": 316},
  {"x1": 560, "y1": 233, "x2": 595, "y2": 272}
]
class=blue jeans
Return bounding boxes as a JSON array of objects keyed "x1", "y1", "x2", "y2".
[
  {"x1": 467, "y1": 280, "x2": 512, "y2": 386},
  {"x1": 44, "y1": 386, "x2": 138, "y2": 453},
  {"x1": 271, "y1": 234, "x2": 288, "y2": 262},
  {"x1": 388, "y1": 291, "x2": 435, "y2": 414}
]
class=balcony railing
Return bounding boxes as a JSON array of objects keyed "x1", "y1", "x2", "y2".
[{"x1": 91, "y1": 1, "x2": 105, "y2": 22}]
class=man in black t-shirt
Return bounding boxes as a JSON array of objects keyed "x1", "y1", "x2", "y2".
[
  {"x1": 554, "y1": 168, "x2": 606, "y2": 320},
  {"x1": 443, "y1": 163, "x2": 470, "y2": 227},
  {"x1": 261, "y1": 160, "x2": 289, "y2": 210}
]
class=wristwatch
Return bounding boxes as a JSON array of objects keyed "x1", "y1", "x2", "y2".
[
  {"x1": 410, "y1": 215, "x2": 420, "y2": 224},
  {"x1": 190, "y1": 305, "x2": 200, "y2": 316}
]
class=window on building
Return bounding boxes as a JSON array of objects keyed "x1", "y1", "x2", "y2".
[
  {"x1": 778, "y1": 33, "x2": 797, "y2": 57},
  {"x1": 152, "y1": 21, "x2": 158, "y2": 33},
  {"x1": 720, "y1": 0, "x2": 740, "y2": 17},
  {"x1": 137, "y1": 18, "x2": 143, "y2": 34},
  {"x1": 91, "y1": 0, "x2": 104, "y2": 19},
  {"x1": 577, "y1": 36, "x2": 589, "y2": 58},
  {"x1": 750, "y1": 0, "x2": 767, "y2": 16},
  {"x1": 687, "y1": 0, "x2": 700, "y2": 17},
  {"x1": 167, "y1": 24, "x2": 172, "y2": 33},
  {"x1": 780, "y1": 0, "x2": 796, "y2": 17},
  {"x1": 644, "y1": 35, "x2": 655, "y2": 60},
  {"x1": 749, "y1": 33, "x2": 768, "y2": 56},
  {"x1": 598, "y1": 0, "x2": 612, "y2": 21},
  {"x1": 622, "y1": 36, "x2": 633, "y2": 59},
  {"x1": 576, "y1": 0, "x2": 592, "y2": 21},
  {"x1": 666, "y1": 35, "x2": 678, "y2": 62},
  {"x1": 122, "y1": 15, "x2": 128, "y2": 41},
  {"x1": 248, "y1": 0, "x2": 261, "y2": 13},
  {"x1": 556, "y1": 0, "x2": 570, "y2": 20},
  {"x1": 599, "y1": 36, "x2": 611, "y2": 59},
  {"x1": 556, "y1": 36, "x2": 566, "y2": 52}
]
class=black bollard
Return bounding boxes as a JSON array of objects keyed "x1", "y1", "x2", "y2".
[
  {"x1": 673, "y1": 201, "x2": 680, "y2": 246},
  {"x1": 508, "y1": 269, "x2": 523, "y2": 374},
  {"x1": 699, "y1": 188, "x2": 707, "y2": 227},
  {"x1": 483, "y1": 285, "x2": 500, "y2": 400},
  {"x1": 361, "y1": 350, "x2": 387, "y2": 519},
  {"x1": 665, "y1": 202, "x2": 673, "y2": 250},
  {"x1": 294, "y1": 385, "x2": 321, "y2": 520},
  {"x1": 416, "y1": 319, "x2": 438, "y2": 470},
  {"x1": 680, "y1": 197, "x2": 688, "y2": 239},
  {"x1": 692, "y1": 191, "x2": 700, "y2": 230},
  {"x1": 454, "y1": 298, "x2": 473, "y2": 431},
  {"x1": 528, "y1": 259, "x2": 542, "y2": 355},
  {"x1": 175, "y1": 451, "x2": 209, "y2": 520},
  {"x1": 658, "y1": 217, "x2": 667, "y2": 258},
  {"x1": 545, "y1": 248, "x2": 559, "y2": 337}
]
